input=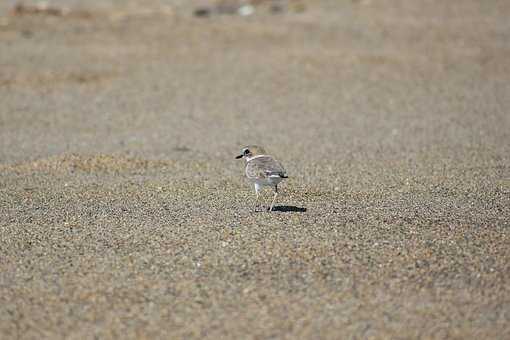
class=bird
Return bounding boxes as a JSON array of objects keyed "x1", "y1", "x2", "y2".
[{"x1": 235, "y1": 145, "x2": 288, "y2": 212}]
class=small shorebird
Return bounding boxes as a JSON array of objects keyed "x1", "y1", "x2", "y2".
[{"x1": 236, "y1": 145, "x2": 288, "y2": 212}]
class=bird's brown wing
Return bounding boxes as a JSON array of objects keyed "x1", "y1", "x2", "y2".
[{"x1": 246, "y1": 156, "x2": 286, "y2": 180}]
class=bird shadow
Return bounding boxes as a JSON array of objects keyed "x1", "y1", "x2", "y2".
[{"x1": 271, "y1": 205, "x2": 307, "y2": 213}]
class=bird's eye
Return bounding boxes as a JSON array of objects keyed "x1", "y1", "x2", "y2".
[{"x1": 244, "y1": 149, "x2": 250, "y2": 155}]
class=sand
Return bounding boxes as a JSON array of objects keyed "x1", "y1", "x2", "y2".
[{"x1": 1, "y1": 0, "x2": 510, "y2": 338}]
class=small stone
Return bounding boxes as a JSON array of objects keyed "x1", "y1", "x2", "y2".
[
  {"x1": 237, "y1": 5, "x2": 254, "y2": 16},
  {"x1": 194, "y1": 7, "x2": 211, "y2": 17}
]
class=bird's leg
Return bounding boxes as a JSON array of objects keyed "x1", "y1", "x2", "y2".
[
  {"x1": 252, "y1": 184, "x2": 261, "y2": 212},
  {"x1": 269, "y1": 185, "x2": 278, "y2": 212}
]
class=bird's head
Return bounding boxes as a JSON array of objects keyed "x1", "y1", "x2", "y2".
[{"x1": 235, "y1": 145, "x2": 266, "y2": 161}]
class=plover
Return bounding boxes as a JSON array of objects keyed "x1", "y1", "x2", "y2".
[{"x1": 236, "y1": 145, "x2": 288, "y2": 212}]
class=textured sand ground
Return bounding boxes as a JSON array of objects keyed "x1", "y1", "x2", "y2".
[{"x1": 1, "y1": 1, "x2": 510, "y2": 339}]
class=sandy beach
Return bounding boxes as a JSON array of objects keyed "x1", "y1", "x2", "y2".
[{"x1": 1, "y1": 0, "x2": 509, "y2": 338}]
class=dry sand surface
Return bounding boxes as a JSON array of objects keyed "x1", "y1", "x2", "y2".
[{"x1": 1, "y1": 0, "x2": 510, "y2": 338}]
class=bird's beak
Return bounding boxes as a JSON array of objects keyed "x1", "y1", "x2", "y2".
[{"x1": 235, "y1": 154, "x2": 243, "y2": 159}]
